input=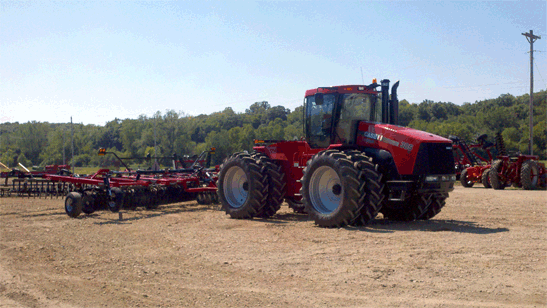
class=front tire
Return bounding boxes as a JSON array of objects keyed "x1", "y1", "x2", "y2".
[
  {"x1": 381, "y1": 193, "x2": 432, "y2": 221},
  {"x1": 418, "y1": 193, "x2": 447, "y2": 220},
  {"x1": 301, "y1": 150, "x2": 381, "y2": 228}
]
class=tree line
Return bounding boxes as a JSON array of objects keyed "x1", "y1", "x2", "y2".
[{"x1": 0, "y1": 90, "x2": 545, "y2": 170}]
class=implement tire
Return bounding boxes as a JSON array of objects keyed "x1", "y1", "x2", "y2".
[
  {"x1": 82, "y1": 192, "x2": 96, "y2": 214},
  {"x1": 481, "y1": 168, "x2": 491, "y2": 188},
  {"x1": 108, "y1": 187, "x2": 124, "y2": 213},
  {"x1": 460, "y1": 169, "x2": 474, "y2": 188},
  {"x1": 252, "y1": 152, "x2": 286, "y2": 218},
  {"x1": 489, "y1": 160, "x2": 505, "y2": 190},
  {"x1": 521, "y1": 160, "x2": 539, "y2": 190},
  {"x1": 302, "y1": 149, "x2": 381, "y2": 228},
  {"x1": 218, "y1": 152, "x2": 267, "y2": 219},
  {"x1": 65, "y1": 192, "x2": 83, "y2": 218}
]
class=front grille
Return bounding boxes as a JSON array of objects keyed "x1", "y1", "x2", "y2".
[{"x1": 413, "y1": 142, "x2": 455, "y2": 176}]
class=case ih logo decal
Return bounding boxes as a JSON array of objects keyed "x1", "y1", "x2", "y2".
[{"x1": 363, "y1": 126, "x2": 414, "y2": 152}]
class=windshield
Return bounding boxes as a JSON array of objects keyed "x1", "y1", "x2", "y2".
[
  {"x1": 335, "y1": 93, "x2": 380, "y2": 143},
  {"x1": 340, "y1": 93, "x2": 381, "y2": 122}
]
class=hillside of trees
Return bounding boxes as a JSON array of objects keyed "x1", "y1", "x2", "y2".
[{"x1": 0, "y1": 90, "x2": 545, "y2": 169}]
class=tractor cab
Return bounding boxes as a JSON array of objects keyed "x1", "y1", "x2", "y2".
[{"x1": 304, "y1": 80, "x2": 399, "y2": 148}]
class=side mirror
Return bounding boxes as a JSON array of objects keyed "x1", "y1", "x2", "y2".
[{"x1": 314, "y1": 93, "x2": 324, "y2": 105}]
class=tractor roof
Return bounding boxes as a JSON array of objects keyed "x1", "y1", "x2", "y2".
[{"x1": 305, "y1": 84, "x2": 379, "y2": 97}]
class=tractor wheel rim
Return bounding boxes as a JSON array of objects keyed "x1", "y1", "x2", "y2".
[
  {"x1": 223, "y1": 166, "x2": 248, "y2": 208},
  {"x1": 309, "y1": 165, "x2": 342, "y2": 214}
]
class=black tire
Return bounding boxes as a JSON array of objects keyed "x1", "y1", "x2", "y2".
[
  {"x1": 65, "y1": 192, "x2": 83, "y2": 218},
  {"x1": 108, "y1": 187, "x2": 124, "y2": 213},
  {"x1": 144, "y1": 188, "x2": 160, "y2": 210},
  {"x1": 540, "y1": 173, "x2": 547, "y2": 188},
  {"x1": 218, "y1": 152, "x2": 268, "y2": 219},
  {"x1": 489, "y1": 160, "x2": 505, "y2": 190},
  {"x1": 123, "y1": 189, "x2": 138, "y2": 210},
  {"x1": 347, "y1": 151, "x2": 384, "y2": 226},
  {"x1": 481, "y1": 168, "x2": 491, "y2": 188},
  {"x1": 301, "y1": 150, "x2": 382, "y2": 228},
  {"x1": 196, "y1": 193, "x2": 205, "y2": 205},
  {"x1": 460, "y1": 169, "x2": 474, "y2": 188},
  {"x1": 418, "y1": 193, "x2": 447, "y2": 220},
  {"x1": 521, "y1": 160, "x2": 539, "y2": 190},
  {"x1": 82, "y1": 192, "x2": 96, "y2": 214},
  {"x1": 252, "y1": 153, "x2": 286, "y2": 218},
  {"x1": 381, "y1": 193, "x2": 432, "y2": 221},
  {"x1": 286, "y1": 197, "x2": 306, "y2": 213}
]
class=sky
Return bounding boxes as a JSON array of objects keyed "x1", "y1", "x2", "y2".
[{"x1": 1, "y1": 0, "x2": 546, "y2": 126}]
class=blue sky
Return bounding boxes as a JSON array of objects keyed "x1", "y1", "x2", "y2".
[{"x1": 1, "y1": 1, "x2": 545, "y2": 125}]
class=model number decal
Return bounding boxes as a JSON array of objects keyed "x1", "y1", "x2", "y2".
[
  {"x1": 400, "y1": 141, "x2": 414, "y2": 152},
  {"x1": 363, "y1": 128, "x2": 414, "y2": 152}
]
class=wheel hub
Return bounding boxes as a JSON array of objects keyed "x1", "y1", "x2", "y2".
[
  {"x1": 223, "y1": 166, "x2": 249, "y2": 208},
  {"x1": 309, "y1": 165, "x2": 343, "y2": 214}
]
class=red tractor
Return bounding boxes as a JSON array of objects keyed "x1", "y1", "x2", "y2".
[{"x1": 217, "y1": 80, "x2": 456, "y2": 227}]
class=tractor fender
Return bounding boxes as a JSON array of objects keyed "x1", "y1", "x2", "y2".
[{"x1": 360, "y1": 148, "x2": 399, "y2": 180}]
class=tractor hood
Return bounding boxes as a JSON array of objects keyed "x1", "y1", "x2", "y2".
[
  {"x1": 356, "y1": 122, "x2": 453, "y2": 175},
  {"x1": 376, "y1": 124, "x2": 452, "y2": 143}
]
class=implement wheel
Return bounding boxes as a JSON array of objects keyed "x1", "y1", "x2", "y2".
[
  {"x1": 481, "y1": 168, "x2": 491, "y2": 188},
  {"x1": 65, "y1": 192, "x2": 83, "y2": 218},
  {"x1": 301, "y1": 150, "x2": 381, "y2": 228},
  {"x1": 218, "y1": 152, "x2": 267, "y2": 219},
  {"x1": 82, "y1": 193, "x2": 96, "y2": 214},
  {"x1": 460, "y1": 169, "x2": 474, "y2": 188},
  {"x1": 521, "y1": 160, "x2": 539, "y2": 190},
  {"x1": 108, "y1": 187, "x2": 124, "y2": 213},
  {"x1": 489, "y1": 160, "x2": 505, "y2": 190}
]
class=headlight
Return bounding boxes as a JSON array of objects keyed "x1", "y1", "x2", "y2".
[{"x1": 425, "y1": 176, "x2": 438, "y2": 182}]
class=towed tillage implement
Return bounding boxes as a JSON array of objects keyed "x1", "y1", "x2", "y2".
[{"x1": 53, "y1": 148, "x2": 219, "y2": 218}]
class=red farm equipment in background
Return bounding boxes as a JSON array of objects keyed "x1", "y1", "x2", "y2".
[
  {"x1": 487, "y1": 133, "x2": 547, "y2": 190},
  {"x1": 0, "y1": 162, "x2": 72, "y2": 197},
  {"x1": 450, "y1": 134, "x2": 496, "y2": 188},
  {"x1": 217, "y1": 79, "x2": 457, "y2": 228}
]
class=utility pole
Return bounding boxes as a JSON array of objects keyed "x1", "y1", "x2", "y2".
[
  {"x1": 521, "y1": 30, "x2": 541, "y2": 155},
  {"x1": 71, "y1": 117, "x2": 74, "y2": 174}
]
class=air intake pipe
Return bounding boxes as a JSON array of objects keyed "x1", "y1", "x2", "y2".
[
  {"x1": 390, "y1": 81, "x2": 400, "y2": 125},
  {"x1": 381, "y1": 79, "x2": 390, "y2": 123}
]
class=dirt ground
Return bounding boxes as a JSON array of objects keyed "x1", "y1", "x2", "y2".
[{"x1": 0, "y1": 185, "x2": 546, "y2": 308}]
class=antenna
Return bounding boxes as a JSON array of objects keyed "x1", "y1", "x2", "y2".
[{"x1": 360, "y1": 67, "x2": 365, "y2": 84}]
